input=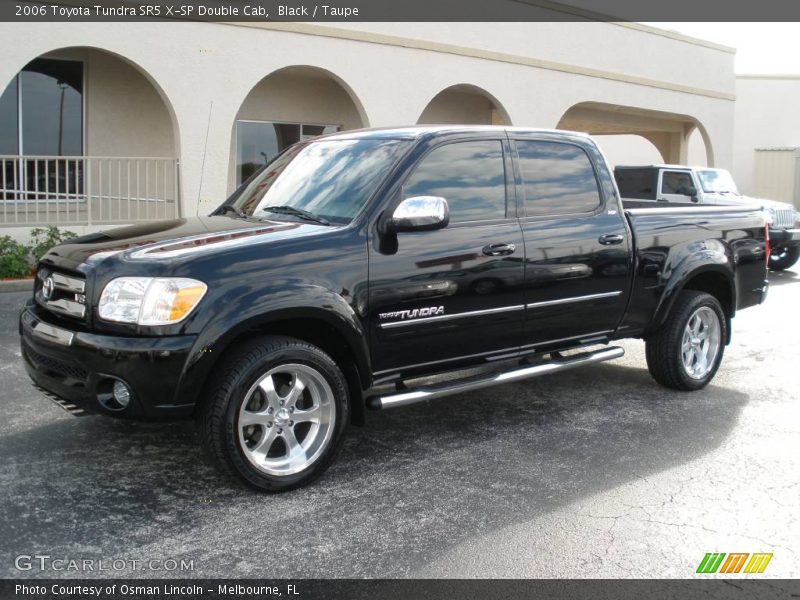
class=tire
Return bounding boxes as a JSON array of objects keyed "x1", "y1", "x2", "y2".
[
  {"x1": 645, "y1": 291, "x2": 727, "y2": 391},
  {"x1": 768, "y1": 246, "x2": 800, "y2": 271},
  {"x1": 198, "y1": 335, "x2": 350, "y2": 492}
]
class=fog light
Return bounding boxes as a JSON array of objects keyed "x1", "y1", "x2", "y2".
[{"x1": 112, "y1": 380, "x2": 131, "y2": 408}]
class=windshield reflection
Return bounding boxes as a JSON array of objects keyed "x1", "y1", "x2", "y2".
[
  {"x1": 697, "y1": 169, "x2": 739, "y2": 194},
  {"x1": 226, "y1": 138, "x2": 410, "y2": 224}
]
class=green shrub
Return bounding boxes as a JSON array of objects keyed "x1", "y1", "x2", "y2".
[
  {"x1": 29, "y1": 226, "x2": 77, "y2": 263},
  {"x1": 0, "y1": 226, "x2": 78, "y2": 279},
  {"x1": 0, "y1": 236, "x2": 32, "y2": 279}
]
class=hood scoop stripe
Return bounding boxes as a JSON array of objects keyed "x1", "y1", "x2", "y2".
[{"x1": 129, "y1": 224, "x2": 298, "y2": 259}]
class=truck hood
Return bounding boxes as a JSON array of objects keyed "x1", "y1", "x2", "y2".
[
  {"x1": 42, "y1": 215, "x2": 330, "y2": 270},
  {"x1": 704, "y1": 192, "x2": 793, "y2": 211}
]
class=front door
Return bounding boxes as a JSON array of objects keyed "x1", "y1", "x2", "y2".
[
  {"x1": 659, "y1": 169, "x2": 698, "y2": 204},
  {"x1": 368, "y1": 137, "x2": 525, "y2": 378},
  {"x1": 511, "y1": 137, "x2": 631, "y2": 351}
]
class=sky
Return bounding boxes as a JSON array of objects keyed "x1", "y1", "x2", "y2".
[{"x1": 647, "y1": 23, "x2": 800, "y2": 74}]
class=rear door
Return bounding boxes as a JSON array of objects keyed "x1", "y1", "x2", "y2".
[
  {"x1": 512, "y1": 136, "x2": 632, "y2": 350},
  {"x1": 368, "y1": 136, "x2": 526, "y2": 377}
]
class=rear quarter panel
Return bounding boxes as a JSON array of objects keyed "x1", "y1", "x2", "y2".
[{"x1": 618, "y1": 206, "x2": 767, "y2": 338}]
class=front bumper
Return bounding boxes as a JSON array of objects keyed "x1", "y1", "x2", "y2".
[
  {"x1": 20, "y1": 303, "x2": 197, "y2": 420},
  {"x1": 769, "y1": 228, "x2": 800, "y2": 248}
]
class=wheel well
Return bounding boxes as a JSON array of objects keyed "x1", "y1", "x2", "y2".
[
  {"x1": 682, "y1": 271, "x2": 733, "y2": 318},
  {"x1": 681, "y1": 271, "x2": 734, "y2": 344},
  {"x1": 214, "y1": 319, "x2": 367, "y2": 426}
]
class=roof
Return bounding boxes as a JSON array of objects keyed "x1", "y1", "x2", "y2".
[
  {"x1": 322, "y1": 125, "x2": 591, "y2": 141},
  {"x1": 615, "y1": 164, "x2": 725, "y2": 171}
]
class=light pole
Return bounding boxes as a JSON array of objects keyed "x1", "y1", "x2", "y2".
[{"x1": 57, "y1": 80, "x2": 67, "y2": 156}]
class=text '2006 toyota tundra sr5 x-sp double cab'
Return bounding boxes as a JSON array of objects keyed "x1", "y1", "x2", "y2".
[{"x1": 20, "y1": 126, "x2": 769, "y2": 491}]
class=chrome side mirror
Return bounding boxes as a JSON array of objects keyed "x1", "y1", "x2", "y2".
[{"x1": 387, "y1": 196, "x2": 449, "y2": 233}]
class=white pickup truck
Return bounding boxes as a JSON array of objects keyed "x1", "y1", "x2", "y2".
[{"x1": 615, "y1": 165, "x2": 800, "y2": 270}]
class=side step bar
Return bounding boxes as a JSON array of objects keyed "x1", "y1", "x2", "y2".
[{"x1": 367, "y1": 346, "x2": 624, "y2": 410}]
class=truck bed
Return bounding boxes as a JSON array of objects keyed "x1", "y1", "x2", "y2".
[{"x1": 617, "y1": 202, "x2": 768, "y2": 338}]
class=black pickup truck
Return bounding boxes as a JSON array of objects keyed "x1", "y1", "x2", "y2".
[{"x1": 20, "y1": 126, "x2": 769, "y2": 491}]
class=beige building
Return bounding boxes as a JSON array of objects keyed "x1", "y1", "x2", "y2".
[
  {"x1": 0, "y1": 20, "x2": 735, "y2": 238},
  {"x1": 733, "y1": 75, "x2": 800, "y2": 209}
]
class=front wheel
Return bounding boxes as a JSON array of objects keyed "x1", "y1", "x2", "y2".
[
  {"x1": 199, "y1": 336, "x2": 350, "y2": 492},
  {"x1": 645, "y1": 291, "x2": 727, "y2": 391},
  {"x1": 769, "y1": 246, "x2": 800, "y2": 271}
]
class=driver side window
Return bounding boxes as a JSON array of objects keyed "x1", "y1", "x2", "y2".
[
  {"x1": 662, "y1": 171, "x2": 694, "y2": 195},
  {"x1": 403, "y1": 140, "x2": 507, "y2": 223}
]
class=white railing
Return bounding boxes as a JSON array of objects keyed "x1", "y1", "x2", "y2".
[{"x1": 0, "y1": 155, "x2": 180, "y2": 226}]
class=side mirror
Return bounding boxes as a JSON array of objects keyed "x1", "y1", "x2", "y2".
[
  {"x1": 678, "y1": 184, "x2": 698, "y2": 198},
  {"x1": 387, "y1": 196, "x2": 449, "y2": 233}
]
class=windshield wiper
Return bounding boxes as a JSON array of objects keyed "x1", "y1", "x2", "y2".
[
  {"x1": 214, "y1": 205, "x2": 249, "y2": 219},
  {"x1": 260, "y1": 205, "x2": 331, "y2": 226}
]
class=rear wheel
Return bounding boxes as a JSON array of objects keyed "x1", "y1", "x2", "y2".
[
  {"x1": 199, "y1": 336, "x2": 349, "y2": 492},
  {"x1": 645, "y1": 291, "x2": 726, "y2": 391},
  {"x1": 768, "y1": 246, "x2": 800, "y2": 271}
]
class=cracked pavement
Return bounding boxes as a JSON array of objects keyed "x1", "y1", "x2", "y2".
[{"x1": 0, "y1": 266, "x2": 798, "y2": 579}]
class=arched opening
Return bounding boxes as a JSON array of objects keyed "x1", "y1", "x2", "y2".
[
  {"x1": 417, "y1": 84, "x2": 511, "y2": 126},
  {"x1": 0, "y1": 47, "x2": 180, "y2": 226},
  {"x1": 558, "y1": 101, "x2": 713, "y2": 167},
  {"x1": 593, "y1": 134, "x2": 663, "y2": 169},
  {"x1": 686, "y1": 127, "x2": 710, "y2": 167},
  {"x1": 230, "y1": 65, "x2": 368, "y2": 189}
]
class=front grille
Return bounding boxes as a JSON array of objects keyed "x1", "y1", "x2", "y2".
[
  {"x1": 23, "y1": 342, "x2": 88, "y2": 381},
  {"x1": 771, "y1": 207, "x2": 795, "y2": 229},
  {"x1": 36, "y1": 268, "x2": 87, "y2": 320}
]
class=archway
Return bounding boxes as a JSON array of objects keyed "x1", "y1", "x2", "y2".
[
  {"x1": 417, "y1": 84, "x2": 512, "y2": 126},
  {"x1": 230, "y1": 65, "x2": 368, "y2": 188},
  {"x1": 593, "y1": 134, "x2": 663, "y2": 168},
  {"x1": 558, "y1": 101, "x2": 713, "y2": 167},
  {"x1": 0, "y1": 46, "x2": 180, "y2": 225}
]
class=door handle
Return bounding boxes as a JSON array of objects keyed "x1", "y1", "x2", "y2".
[
  {"x1": 599, "y1": 234, "x2": 624, "y2": 245},
  {"x1": 482, "y1": 243, "x2": 516, "y2": 256}
]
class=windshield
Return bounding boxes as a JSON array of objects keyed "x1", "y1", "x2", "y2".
[
  {"x1": 696, "y1": 169, "x2": 739, "y2": 195},
  {"x1": 224, "y1": 138, "x2": 410, "y2": 224}
]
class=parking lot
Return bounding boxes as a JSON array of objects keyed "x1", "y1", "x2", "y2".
[{"x1": 1, "y1": 266, "x2": 798, "y2": 579}]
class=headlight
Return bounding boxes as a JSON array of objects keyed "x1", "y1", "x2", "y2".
[{"x1": 98, "y1": 277, "x2": 207, "y2": 325}]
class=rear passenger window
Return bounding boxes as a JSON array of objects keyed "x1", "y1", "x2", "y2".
[
  {"x1": 516, "y1": 141, "x2": 602, "y2": 217},
  {"x1": 403, "y1": 140, "x2": 507, "y2": 223},
  {"x1": 615, "y1": 168, "x2": 657, "y2": 200}
]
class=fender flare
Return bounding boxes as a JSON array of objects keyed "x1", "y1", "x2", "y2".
[
  {"x1": 176, "y1": 285, "x2": 371, "y2": 407},
  {"x1": 649, "y1": 261, "x2": 736, "y2": 337}
]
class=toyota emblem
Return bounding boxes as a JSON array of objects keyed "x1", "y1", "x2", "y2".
[{"x1": 42, "y1": 276, "x2": 55, "y2": 300}]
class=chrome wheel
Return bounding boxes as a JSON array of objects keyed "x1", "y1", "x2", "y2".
[
  {"x1": 238, "y1": 363, "x2": 335, "y2": 476},
  {"x1": 680, "y1": 306, "x2": 721, "y2": 380}
]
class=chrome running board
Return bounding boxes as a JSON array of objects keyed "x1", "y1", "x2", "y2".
[{"x1": 367, "y1": 346, "x2": 624, "y2": 410}]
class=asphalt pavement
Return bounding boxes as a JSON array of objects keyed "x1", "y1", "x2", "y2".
[{"x1": 1, "y1": 267, "x2": 798, "y2": 579}]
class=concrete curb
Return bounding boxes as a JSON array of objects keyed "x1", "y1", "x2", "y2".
[{"x1": 0, "y1": 279, "x2": 33, "y2": 293}]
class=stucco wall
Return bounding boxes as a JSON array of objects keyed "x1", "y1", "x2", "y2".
[
  {"x1": 236, "y1": 70, "x2": 365, "y2": 129},
  {"x1": 596, "y1": 129, "x2": 709, "y2": 169},
  {"x1": 417, "y1": 90, "x2": 502, "y2": 125},
  {"x1": 734, "y1": 76, "x2": 800, "y2": 196},
  {"x1": 46, "y1": 48, "x2": 175, "y2": 158},
  {"x1": 0, "y1": 21, "x2": 736, "y2": 223}
]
